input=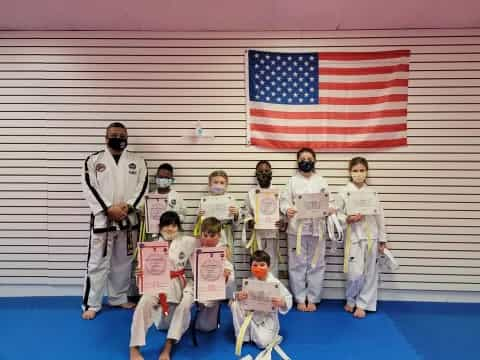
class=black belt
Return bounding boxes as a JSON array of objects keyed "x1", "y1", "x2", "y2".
[
  {"x1": 92, "y1": 223, "x2": 140, "y2": 234},
  {"x1": 91, "y1": 222, "x2": 139, "y2": 257}
]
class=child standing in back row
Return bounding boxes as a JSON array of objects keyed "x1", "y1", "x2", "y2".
[
  {"x1": 336, "y1": 157, "x2": 388, "y2": 318},
  {"x1": 195, "y1": 170, "x2": 240, "y2": 257},
  {"x1": 280, "y1": 148, "x2": 336, "y2": 312}
]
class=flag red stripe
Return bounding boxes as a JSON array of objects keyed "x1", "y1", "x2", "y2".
[
  {"x1": 250, "y1": 137, "x2": 408, "y2": 149},
  {"x1": 319, "y1": 94, "x2": 408, "y2": 105},
  {"x1": 319, "y1": 79, "x2": 408, "y2": 90},
  {"x1": 250, "y1": 108, "x2": 407, "y2": 120},
  {"x1": 319, "y1": 64, "x2": 409, "y2": 75},
  {"x1": 318, "y1": 50, "x2": 410, "y2": 61},
  {"x1": 250, "y1": 123, "x2": 407, "y2": 135}
]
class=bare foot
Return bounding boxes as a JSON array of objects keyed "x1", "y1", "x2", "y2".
[
  {"x1": 114, "y1": 302, "x2": 136, "y2": 309},
  {"x1": 159, "y1": 339, "x2": 174, "y2": 360},
  {"x1": 353, "y1": 307, "x2": 366, "y2": 318},
  {"x1": 344, "y1": 304, "x2": 354, "y2": 313},
  {"x1": 306, "y1": 303, "x2": 317, "y2": 312},
  {"x1": 296, "y1": 302, "x2": 308, "y2": 312},
  {"x1": 130, "y1": 346, "x2": 144, "y2": 360},
  {"x1": 81, "y1": 309, "x2": 97, "y2": 320}
]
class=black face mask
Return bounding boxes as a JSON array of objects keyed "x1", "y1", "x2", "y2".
[
  {"x1": 107, "y1": 137, "x2": 127, "y2": 151},
  {"x1": 256, "y1": 170, "x2": 272, "y2": 188},
  {"x1": 298, "y1": 160, "x2": 315, "y2": 173}
]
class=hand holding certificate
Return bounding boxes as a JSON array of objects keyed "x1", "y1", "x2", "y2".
[
  {"x1": 346, "y1": 191, "x2": 379, "y2": 215},
  {"x1": 137, "y1": 240, "x2": 170, "y2": 294},
  {"x1": 242, "y1": 278, "x2": 281, "y2": 313},
  {"x1": 254, "y1": 189, "x2": 280, "y2": 230},
  {"x1": 295, "y1": 190, "x2": 330, "y2": 219},
  {"x1": 144, "y1": 193, "x2": 169, "y2": 234},
  {"x1": 200, "y1": 194, "x2": 234, "y2": 221},
  {"x1": 193, "y1": 247, "x2": 226, "y2": 302}
]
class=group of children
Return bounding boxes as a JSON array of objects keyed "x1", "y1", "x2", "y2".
[
  {"x1": 126, "y1": 147, "x2": 389, "y2": 360},
  {"x1": 83, "y1": 143, "x2": 390, "y2": 360}
]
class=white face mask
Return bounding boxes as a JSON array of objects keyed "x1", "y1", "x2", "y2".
[
  {"x1": 160, "y1": 231, "x2": 177, "y2": 241},
  {"x1": 156, "y1": 177, "x2": 173, "y2": 189},
  {"x1": 210, "y1": 184, "x2": 226, "y2": 194},
  {"x1": 351, "y1": 171, "x2": 367, "y2": 184}
]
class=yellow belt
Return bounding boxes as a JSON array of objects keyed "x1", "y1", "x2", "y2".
[
  {"x1": 235, "y1": 311, "x2": 254, "y2": 356},
  {"x1": 236, "y1": 312, "x2": 291, "y2": 360},
  {"x1": 296, "y1": 219, "x2": 325, "y2": 267},
  {"x1": 193, "y1": 215, "x2": 203, "y2": 237},
  {"x1": 133, "y1": 216, "x2": 146, "y2": 260}
]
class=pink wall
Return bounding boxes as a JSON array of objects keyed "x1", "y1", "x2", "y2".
[{"x1": 1, "y1": 0, "x2": 480, "y2": 31}]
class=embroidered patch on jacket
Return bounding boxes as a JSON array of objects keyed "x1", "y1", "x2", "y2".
[
  {"x1": 95, "y1": 163, "x2": 106, "y2": 172},
  {"x1": 128, "y1": 163, "x2": 137, "y2": 170}
]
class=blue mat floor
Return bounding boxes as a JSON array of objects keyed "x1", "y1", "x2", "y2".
[{"x1": 1, "y1": 297, "x2": 478, "y2": 360}]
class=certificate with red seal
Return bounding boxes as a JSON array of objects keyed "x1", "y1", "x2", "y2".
[{"x1": 137, "y1": 240, "x2": 170, "y2": 294}]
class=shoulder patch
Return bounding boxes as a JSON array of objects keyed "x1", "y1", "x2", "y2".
[{"x1": 95, "y1": 163, "x2": 106, "y2": 172}]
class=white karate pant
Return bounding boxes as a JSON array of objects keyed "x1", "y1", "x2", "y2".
[
  {"x1": 230, "y1": 300, "x2": 278, "y2": 349},
  {"x1": 287, "y1": 234, "x2": 326, "y2": 304},
  {"x1": 345, "y1": 239, "x2": 379, "y2": 312},
  {"x1": 256, "y1": 230, "x2": 279, "y2": 278},
  {"x1": 129, "y1": 289, "x2": 221, "y2": 347},
  {"x1": 130, "y1": 292, "x2": 191, "y2": 346},
  {"x1": 82, "y1": 229, "x2": 137, "y2": 312}
]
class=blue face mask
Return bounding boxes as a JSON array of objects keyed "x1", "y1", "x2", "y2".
[
  {"x1": 298, "y1": 160, "x2": 315, "y2": 172},
  {"x1": 156, "y1": 177, "x2": 173, "y2": 189}
]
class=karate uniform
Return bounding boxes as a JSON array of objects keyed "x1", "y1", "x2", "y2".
[
  {"x1": 129, "y1": 235, "x2": 197, "y2": 346},
  {"x1": 164, "y1": 189, "x2": 187, "y2": 224},
  {"x1": 336, "y1": 182, "x2": 387, "y2": 311},
  {"x1": 81, "y1": 147, "x2": 148, "y2": 312},
  {"x1": 231, "y1": 273, "x2": 292, "y2": 349},
  {"x1": 243, "y1": 186, "x2": 282, "y2": 277},
  {"x1": 130, "y1": 238, "x2": 235, "y2": 347},
  {"x1": 280, "y1": 172, "x2": 333, "y2": 304}
]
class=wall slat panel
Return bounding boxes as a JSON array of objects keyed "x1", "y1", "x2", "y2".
[{"x1": 0, "y1": 29, "x2": 479, "y2": 301}]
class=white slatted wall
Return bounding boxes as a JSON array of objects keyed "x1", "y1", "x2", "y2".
[{"x1": 1, "y1": 29, "x2": 479, "y2": 301}]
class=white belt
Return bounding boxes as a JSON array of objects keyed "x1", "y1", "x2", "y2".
[{"x1": 326, "y1": 213, "x2": 344, "y2": 254}]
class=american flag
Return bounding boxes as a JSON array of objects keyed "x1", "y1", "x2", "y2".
[{"x1": 246, "y1": 49, "x2": 410, "y2": 149}]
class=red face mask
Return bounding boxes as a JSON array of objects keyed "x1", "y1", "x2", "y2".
[{"x1": 251, "y1": 264, "x2": 268, "y2": 280}]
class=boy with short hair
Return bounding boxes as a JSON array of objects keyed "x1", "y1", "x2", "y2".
[{"x1": 231, "y1": 250, "x2": 292, "y2": 353}]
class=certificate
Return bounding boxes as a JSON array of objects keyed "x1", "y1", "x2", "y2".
[
  {"x1": 193, "y1": 247, "x2": 226, "y2": 302},
  {"x1": 137, "y1": 240, "x2": 170, "y2": 294},
  {"x1": 200, "y1": 194, "x2": 233, "y2": 221},
  {"x1": 254, "y1": 189, "x2": 280, "y2": 230},
  {"x1": 242, "y1": 278, "x2": 280, "y2": 313},
  {"x1": 346, "y1": 191, "x2": 379, "y2": 215},
  {"x1": 295, "y1": 190, "x2": 330, "y2": 219},
  {"x1": 145, "y1": 193, "x2": 169, "y2": 234}
]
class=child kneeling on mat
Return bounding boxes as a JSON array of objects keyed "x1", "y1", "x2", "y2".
[
  {"x1": 231, "y1": 250, "x2": 292, "y2": 359},
  {"x1": 129, "y1": 215, "x2": 234, "y2": 360}
]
